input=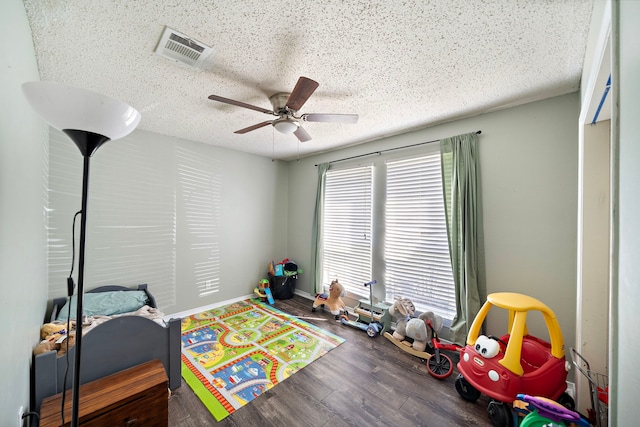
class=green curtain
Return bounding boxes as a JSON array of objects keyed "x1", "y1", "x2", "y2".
[
  {"x1": 440, "y1": 132, "x2": 483, "y2": 345},
  {"x1": 311, "y1": 163, "x2": 329, "y2": 294}
]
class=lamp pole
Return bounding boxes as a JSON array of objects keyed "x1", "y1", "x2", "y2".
[{"x1": 63, "y1": 130, "x2": 110, "y2": 427}]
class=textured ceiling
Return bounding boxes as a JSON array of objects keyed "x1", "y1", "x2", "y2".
[{"x1": 23, "y1": 0, "x2": 593, "y2": 160}]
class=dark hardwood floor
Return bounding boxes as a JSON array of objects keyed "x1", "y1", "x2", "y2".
[{"x1": 168, "y1": 295, "x2": 494, "y2": 427}]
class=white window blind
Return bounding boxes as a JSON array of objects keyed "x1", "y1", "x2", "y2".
[
  {"x1": 384, "y1": 154, "x2": 456, "y2": 320},
  {"x1": 322, "y1": 166, "x2": 373, "y2": 296}
]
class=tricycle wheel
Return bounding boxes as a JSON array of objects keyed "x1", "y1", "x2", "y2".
[
  {"x1": 487, "y1": 399, "x2": 513, "y2": 427},
  {"x1": 455, "y1": 374, "x2": 481, "y2": 402},
  {"x1": 427, "y1": 351, "x2": 453, "y2": 379}
]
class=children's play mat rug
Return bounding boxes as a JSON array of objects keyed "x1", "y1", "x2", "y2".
[{"x1": 181, "y1": 299, "x2": 345, "y2": 421}]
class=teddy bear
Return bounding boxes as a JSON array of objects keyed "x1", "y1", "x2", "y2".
[
  {"x1": 34, "y1": 322, "x2": 77, "y2": 356},
  {"x1": 312, "y1": 279, "x2": 347, "y2": 318},
  {"x1": 388, "y1": 296, "x2": 443, "y2": 352},
  {"x1": 34, "y1": 331, "x2": 77, "y2": 356}
]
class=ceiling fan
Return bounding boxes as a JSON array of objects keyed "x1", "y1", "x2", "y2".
[{"x1": 208, "y1": 76, "x2": 358, "y2": 142}]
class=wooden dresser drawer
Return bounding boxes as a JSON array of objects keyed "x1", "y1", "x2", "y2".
[{"x1": 39, "y1": 359, "x2": 168, "y2": 427}]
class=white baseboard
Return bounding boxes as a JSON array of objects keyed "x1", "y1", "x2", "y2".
[
  {"x1": 294, "y1": 289, "x2": 314, "y2": 300},
  {"x1": 163, "y1": 293, "x2": 253, "y2": 320},
  {"x1": 165, "y1": 289, "x2": 316, "y2": 321}
]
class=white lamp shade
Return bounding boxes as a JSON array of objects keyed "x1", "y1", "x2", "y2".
[
  {"x1": 22, "y1": 81, "x2": 141, "y2": 141},
  {"x1": 273, "y1": 118, "x2": 299, "y2": 134}
]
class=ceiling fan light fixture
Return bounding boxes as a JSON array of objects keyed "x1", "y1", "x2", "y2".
[{"x1": 273, "y1": 118, "x2": 299, "y2": 134}]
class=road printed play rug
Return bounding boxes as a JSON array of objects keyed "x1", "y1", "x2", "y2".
[{"x1": 181, "y1": 299, "x2": 345, "y2": 421}]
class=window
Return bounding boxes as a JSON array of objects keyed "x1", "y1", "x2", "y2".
[
  {"x1": 321, "y1": 166, "x2": 373, "y2": 296},
  {"x1": 384, "y1": 154, "x2": 456, "y2": 320}
]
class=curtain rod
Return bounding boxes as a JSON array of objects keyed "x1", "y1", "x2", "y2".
[{"x1": 315, "y1": 130, "x2": 481, "y2": 166}]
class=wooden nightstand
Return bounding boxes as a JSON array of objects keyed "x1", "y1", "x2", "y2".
[{"x1": 39, "y1": 359, "x2": 168, "y2": 427}]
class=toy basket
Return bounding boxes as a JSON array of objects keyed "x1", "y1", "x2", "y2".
[{"x1": 571, "y1": 348, "x2": 608, "y2": 427}]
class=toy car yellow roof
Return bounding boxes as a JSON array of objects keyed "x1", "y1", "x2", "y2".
[{"x1": 467, "y1": 292, "x2": 565, "y2": 376}]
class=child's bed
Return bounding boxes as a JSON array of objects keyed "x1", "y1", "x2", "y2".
[{"x1": 31, "y1": 284, "x2": 181, "y2": 412}]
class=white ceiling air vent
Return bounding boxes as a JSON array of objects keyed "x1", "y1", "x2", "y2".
[{"x1": 154, "y1": 26, "x2": 214, "y2": 70}]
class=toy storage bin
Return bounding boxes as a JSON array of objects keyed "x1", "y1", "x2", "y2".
[{"x1": 269, "y1": 274, "x2": 296, "y2": 299}]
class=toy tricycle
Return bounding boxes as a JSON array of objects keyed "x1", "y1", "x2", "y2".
[
  {"x1": 424, "y1": 318, "x2": 463, "y2": 379},
  {"x1": 454, "y1": 292, "x2": 574, "y2": 427}
]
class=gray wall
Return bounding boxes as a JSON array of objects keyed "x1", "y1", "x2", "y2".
[
  {"x1": 46, "y1": 127, "x2": 289, "y2": 315},
  {"x1": 0, "y1": 0, "x2": 49, "y2": 422},
  {"x1": 613, "y1": 0, "x2": 640, "y2": 424},
  {"x1": 287, "y1": 93, "x2": 579, "y2": 352}
]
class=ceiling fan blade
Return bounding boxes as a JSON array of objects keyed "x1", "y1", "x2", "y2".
[
  {"x1": 208, "y1": 94, "x2": 274, "y2": 115},
  {"x1": 302, "y1": 113, "x2": 359, "y2": 124},
  {"x1": 234, "y1": 121, "x2": 273, "y2": 134},
  {"x1": 293, "y1": 126, "x2": 312, "y2": 142},
  {"x1": 285, "y1": 77, "x2": 319, "y2": 111}
]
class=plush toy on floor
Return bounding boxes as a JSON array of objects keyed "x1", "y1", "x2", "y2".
[
  {"x1": 388, "y1": 297, "x2": 443, "y2": 352},
  {"x1": 312, "y1": 279, "x2": 347, "y2": 319}
]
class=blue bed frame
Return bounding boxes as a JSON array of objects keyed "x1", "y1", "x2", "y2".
[{"x1": 31, "y1": 284, "x2": 181, "y2": 413}]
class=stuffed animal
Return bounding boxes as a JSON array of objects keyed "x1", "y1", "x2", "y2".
[
  {"x1": 312, "y1": 279, "x2": 347, "y2": 318},
  {"x1": 33, "y1": 331, "x2": 76, "y2": 356},
  {"x1": 35, "y1": 321, "x2": 77, "y2": 356},
  {"x1": 40, "y1": 322, "x2": 72, "y2": 340},
  {"x1": 388, "y1": 297, "x2": 443, "y2": 352},
  {"x1": 33, "y1": 339, "x2": 57, "y2": 356}
]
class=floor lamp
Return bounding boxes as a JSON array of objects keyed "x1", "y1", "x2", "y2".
[{"x1": 22, "y1": 81, "x2": 141, "y2": 426}]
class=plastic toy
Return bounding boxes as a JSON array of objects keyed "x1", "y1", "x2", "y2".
[
  {"x1": 264, "y1": 287, "x2": 275, "y2": 305},
  {"x1": 514, "y1": 394, "x2": 589, "y2": 427},
  {"x1": 339, "y1": 280, "x2": 388, "y2": 337},
  {"x1": 454, "y1": 292, "x2": 574, "y2": 427},
  {"x1": 253, "y1": 279, "x2": 272, "y2": 303},
  {"x1": 312, "y1": 279, "x2": 347, "y2": 318},
  {"x1": 424, "y1": 318, "x2": 463, "y2": 379}
]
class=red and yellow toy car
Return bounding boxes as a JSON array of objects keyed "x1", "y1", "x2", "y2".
[{"x1": 455, "y1": 292, "x2": 574, "y2": 426}]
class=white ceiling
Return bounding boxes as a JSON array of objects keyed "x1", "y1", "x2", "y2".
[{"x1": 23, "y1": 0, "x2": 594, "y2": 161}]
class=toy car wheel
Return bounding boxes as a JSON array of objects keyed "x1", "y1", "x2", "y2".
[
  {"x1": 556, "y1": 392, "x2": 575, "y2": 410},
  {"x1": 487, "y1": 400, "x2": 513, "y2": 427},
  {"x1": 427, "y1": 352, "x2": 453, "y2": 379},
  {"x1": 455, "y1": 374, "x2": 481, "y2": 402}
]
